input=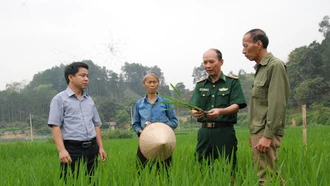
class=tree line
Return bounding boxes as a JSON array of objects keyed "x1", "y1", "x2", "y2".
[{"x1": 0, "y1": 16, "x2": 329, "y2": 133}]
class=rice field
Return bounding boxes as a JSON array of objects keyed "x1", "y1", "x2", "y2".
[{"x1": 1, "y1": 126, "x2": 329, "y2": 186}]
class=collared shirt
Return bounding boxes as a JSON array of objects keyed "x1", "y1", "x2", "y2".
[
  {"x1": 132, "y1": 95, "x2": 178, "y2": 135},
  {"x1": 249, "y1": 52, "x2": 290, "y2": 138},
  {"x1": 189, "y1": 72, "x2": 247, "y2": 124},
  {"x1": 48, "y1": 87, "x2": 102, "y2": 141}
]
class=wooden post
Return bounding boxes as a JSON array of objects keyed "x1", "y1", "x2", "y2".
[
  {"x1": 302, "y1": 105, "x2": 307, "y2": 146},
  {"x1": 30, "y1": 113, "x2": 33, "y2": 141}
]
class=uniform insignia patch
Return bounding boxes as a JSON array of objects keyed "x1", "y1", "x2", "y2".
[
  {"x1": 225, "y1": 75, "x2": 238, "y2": 79},
  {"x1": 199, "y1": 88, "x2": 209, "y2": 91},
  {"x1": 196, "y1": 78, "x2": 207, "y2": 83},
  {"x1": 219, "y1": 87, "x2": 228, "y2": 91}
]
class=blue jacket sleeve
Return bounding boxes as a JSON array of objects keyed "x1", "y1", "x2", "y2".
[
  {"x1": 132, "y1": 102, "x2": 142, "y2": 135},
  {"x1": 165, "y1": 103, "x2": 178, "y2": 130}
]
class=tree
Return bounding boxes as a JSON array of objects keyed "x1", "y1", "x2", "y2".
[
  {"x1": 5, "y1": 81, "x2": 28, "y2": 92},
  {"x1": 192, "y1": 62, "x2": 207, "y2": 84},
  {"x1": 121, "y1": 62, "x2": 147, "y2": 96},
  {"x1": 107, "y1": 70, "x2": 121, "y2": 98},
  {"x1": 30, "y1": 84, "x2": 57, "y2": 115},
  {"x1": 84, "y1": 60, "x2": 111, "y2": 97},
  {"x1": 319, "y1": 16, "x2": 330, "y2": 82},
  {"x1": 27, "y1": 115, "x2": 49, "y2": 133},
  {"x1": 121, "y1": 62, "x2": 170, "y2": 96},
  {"x1": 319, "y1": 15, "x2": 330, "y2": 37},
  {"x1": 294, "y1": 77, "x2": 329, "y2": 105},
  {"x1": 174, "y1": 82, "x2": 189, "y2": 98},
  {"x1": 97, "y1": 99, "x2": 124, "y2": 123},
  {"x1": 286, "y1": 16, "x2": 330, "y2": 107},
  {"x1": 237, "y1": 70, "x2": 253, "y2": 109},
  {"x1": 114, "y1": 110, "x2": 130, "y2": 128},
  {"x1": 28, "y1": 64, "x2": 66, "y2": 92},
  {"x1": 286, "y1": 42, "x2": 325, "y2": 106}
]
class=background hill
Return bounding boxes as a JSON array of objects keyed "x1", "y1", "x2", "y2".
[{"x1": 0, "y1": 16, "x2": 330, "y2": 135}]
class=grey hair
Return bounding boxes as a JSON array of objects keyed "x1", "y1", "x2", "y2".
[{"x1": 142, "y1": 71, "x2": 159, "y2": 83}]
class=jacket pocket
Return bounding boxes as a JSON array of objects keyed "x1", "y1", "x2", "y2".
[
  {"x1": 252, "y1": 79, "x2": 268, "y2": 99},
  {"x1": 200, "y1": 91, "x2": 211, "y2": 107},
  {"x1": 217, "y1": 90, "x2": 230, "y2": 106}
]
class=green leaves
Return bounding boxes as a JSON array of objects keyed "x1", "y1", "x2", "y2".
[{"x1": 157, "y1": 84, "x2": 203, "y2": 112}]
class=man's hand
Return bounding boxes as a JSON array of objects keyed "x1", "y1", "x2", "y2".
[
  {"x1": 255, "y1": 136, "x2": 272, "y2": 153},
  {"x1": 206, "y1": 108, "x2": 221, "y2": 119},
  {"x1": 99, "y1": 148, "x2": 107, "y2": 162},
  {"x1": 59, "y1": 149, "x2": 72, "y2": 163},
  {"x1": 191, "y1": 110, "x2": 205, "y2": 119}
]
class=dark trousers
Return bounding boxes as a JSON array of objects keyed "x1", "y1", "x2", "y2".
[
  {"x1": 61, "y1": 139, "x2": 99, "y2": 178},
  {"x1": 136, "y1": 146, "x2": 172, "y2": 170},
  {"x1": 196, "y1": 126, "x2": 237, "y2": 169}
]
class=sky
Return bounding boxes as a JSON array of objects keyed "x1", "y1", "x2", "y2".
[{"x1": 0, "y1": 0, "x2": 329, "y2": 91}]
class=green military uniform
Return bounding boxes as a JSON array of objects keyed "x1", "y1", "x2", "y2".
[{"x1": 189, "y1": 72, "x2": 246, "y2": 166}]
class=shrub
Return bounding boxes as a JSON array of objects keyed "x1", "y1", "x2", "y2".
[
  {"x1": 237, "y1": 112, "x2": 248, "y2": 126},
  {"x1": 103, "y1": 129, "x2": 134, "y2": 139}
]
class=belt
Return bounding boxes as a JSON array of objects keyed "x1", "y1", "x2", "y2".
[
  {"x1": 202, "y1": 122, "x2": 233, "y2": 128},
  {"x1": 64, "y1": 137, "x2": 96, "y2": 148}
]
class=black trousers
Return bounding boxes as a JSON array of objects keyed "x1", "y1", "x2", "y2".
[
  {"x1": 136, "y1": 146, "x2": 172, "y2": 170},
  {"x1": 61, "y1": 139, "x2": 99, "y2": 178}
]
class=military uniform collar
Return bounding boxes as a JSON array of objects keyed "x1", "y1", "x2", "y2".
[
  {"x1": 206, "y1": 71, "x2": 226, "y2": 84},
  {"x1": 254, "y1": 52, "x2": 273, "y2": 70}
]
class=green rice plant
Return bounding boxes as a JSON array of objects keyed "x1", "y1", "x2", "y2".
[
  {"x1": 158, "y1": 84, "x2": 204, "y2": 112},
  {"x1": 1, "y1": 126, "x2": 330, "y2": 185}
]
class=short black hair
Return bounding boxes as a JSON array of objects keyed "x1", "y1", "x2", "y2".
[
  {"x1": 245, "y1": 29, "x2": 269, "y2": 49},
  {"x1": 64, "y1": 62, "x2": 89, "y2": 84},
  {"x1": 209, "y1": 48, "x2": 223, "y2": 60}
]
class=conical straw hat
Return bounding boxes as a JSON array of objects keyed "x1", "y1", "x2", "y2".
[{"x1": 139, "y1": 122, "x2": 176, "y2": 161}]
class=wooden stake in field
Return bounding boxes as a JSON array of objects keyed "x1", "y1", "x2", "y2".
[
  {"x1": 302, "y1": 104, "x2": 307, "y2": 146},
  {"x1": 30, "y1": 113, "x2": 33, "y2": 141}
]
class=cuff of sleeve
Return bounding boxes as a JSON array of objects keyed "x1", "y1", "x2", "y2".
[
  {"x1": 238, "y1": 103, "x2": 247, "y2": 109},
  {"x1": 135, "y1": 128, "x2": 141, "y2": 136},
  {"x1": 48, "y1": 122, "x2": 60, "y2": 127},
  {"x1": 94, "y1": 122, "x2": 102, "y2": 126},
  {"x1": 263, "y1": 129, "x2": 275, "y2": 139}
]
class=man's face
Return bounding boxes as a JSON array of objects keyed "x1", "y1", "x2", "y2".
[
  {"x1": 242, "y1": 33, "x2": 260, "y2": 62},
  {"x1": 143, "y1": 75, "x2": 159, "y2": 94},
  {"x1": 69, "y1": 67, "x2": 89, "y2": 89},
  {"x1": 203, "y1": 50, "x2": 223, "y2": 77}
]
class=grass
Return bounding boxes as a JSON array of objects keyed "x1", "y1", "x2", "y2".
[{"x1": 1, "y1": 126, "x2": 330, "y2": 185}]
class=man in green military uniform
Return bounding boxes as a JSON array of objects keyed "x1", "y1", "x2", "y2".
[{"x1": 189, "y1": 48, "x2": 247, "y2": 169}]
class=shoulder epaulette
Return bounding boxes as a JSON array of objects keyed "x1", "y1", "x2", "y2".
[
  {"x1": 225, "y1": 75, "x2": 239, "y2": 79},
  {"x1": 196, "y1": 78, "x2": 207, "y2": 84}
]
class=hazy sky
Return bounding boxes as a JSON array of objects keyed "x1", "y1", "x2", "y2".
[{"x1": 1, "y1": 0, "x2": 329, "y2": 91}]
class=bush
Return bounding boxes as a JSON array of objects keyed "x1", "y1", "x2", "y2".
[
  {"x1": 287, "y1": 103, "x2": 330, "y2": 126},
  {"x1": 103, "y1": 129, "x2": 134, "y2": 140},
  {"x1": 237, "y1": 112, "x2": 248, "y2": 126},
  {"x1": 287, "y1": 113, "x2": 303, "y2": 126}
]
